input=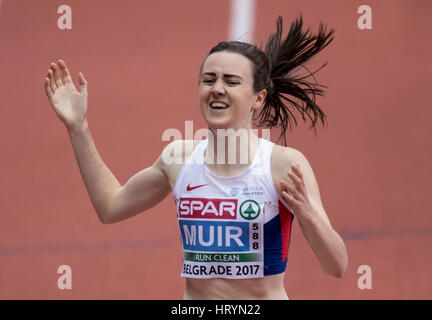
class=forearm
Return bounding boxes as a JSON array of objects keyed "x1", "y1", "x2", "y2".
[
  {"x1": 297, "y1": 213, "x2": 348, "y2": 277},
  {"x1": 67, "y1": 120, "x2": 121, "y2": 222}
]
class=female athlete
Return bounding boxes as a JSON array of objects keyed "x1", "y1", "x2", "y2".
[{"x1": 44, "y1": 15, "x2": 348, "y2": 299}]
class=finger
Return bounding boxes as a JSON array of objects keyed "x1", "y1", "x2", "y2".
[
  {"x1": 280, "y1": 179, "x2": 296, "y2": 194},
  {"x1": 287, "y1": 171, "x2": 307, "y2": 197},
  {"x1": 78, "y1": 72, "x2": 87, "y2": 94},
  {"x1": 44, "y1": 78, "x2": 53, "y2": 98},
  {"x1": 287, "y1": 170, "x2": 302, "y2": 187},
  {"x1": 58, "y1": 59, "x2": 73, "y2": 85},
  {"x1": 47, "y1": 69, "x2": 57, "y2": 92},
  {"x1": 280, "y1": 180, "x2": 300, "y2": 201},
  {"x1": 282, "y1": 190, "x2": 296, "y2": 206},
  {"x1": 291, "y1": 163, "x2": 303, "y2": 179},
  {"x1": 50, "y1": 63, "x2": 64, "y2": 88}
]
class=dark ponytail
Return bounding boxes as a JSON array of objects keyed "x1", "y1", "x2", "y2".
[
  {"x1": 205, "y1": 14, "x2": 335, "y2": 145},
  {"x1": 259, "y1": 15, "x2": 335, "y2": 144}
]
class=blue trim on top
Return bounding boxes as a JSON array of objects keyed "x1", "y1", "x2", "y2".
[{"x1": 264, "y1": 214, "x2": 287, "y2": 275}]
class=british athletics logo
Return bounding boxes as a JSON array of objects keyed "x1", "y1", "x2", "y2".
[{"x1": 178, "y1": 198, "x2": 237, "y2": 219}]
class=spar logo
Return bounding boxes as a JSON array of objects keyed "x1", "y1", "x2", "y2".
[
  {"x1": 178, "y1": 198, "x2": 237, "y2": 219},
  {"x1": 239, "y1": 200, "x2": 260, "y2": 220}
]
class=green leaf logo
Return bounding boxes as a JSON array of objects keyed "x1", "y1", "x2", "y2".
[{"x1": 239, "y1": 200, "x2": 260, "y2": 220}]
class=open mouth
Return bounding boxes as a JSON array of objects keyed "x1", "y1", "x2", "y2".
[{"x1": 209, "y1": 101, "x2": 230, "y2": 110}]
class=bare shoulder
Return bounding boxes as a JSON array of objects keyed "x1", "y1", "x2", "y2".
[
  {"x1": 270, "y1": 143, "x2": 326, "y2": 216},
  {"x1": 271, "y1": 144, "x2": 306, "y2": 176},
  {"x1": 272, "y1": 143, "x2": 335, "y2": 227},
  {"x1": 156, "y1": 139, "x2": 202, "y2": 190},
  {"x1": 158, "y1": 139, "x2": 200, "y2": 161},
  {"x1": 270, "y1": 144, "x2": 315, "y2": 194},
  {"x1": 271, "y1": 143, "x2": 303, "y2": 161}
]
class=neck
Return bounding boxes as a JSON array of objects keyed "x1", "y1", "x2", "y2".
[{"x1": 204, "y1": 127, "x2": 259, "y2": 176}]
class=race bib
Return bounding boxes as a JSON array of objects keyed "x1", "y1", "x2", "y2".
[{"x1": 177, "y1": 197, "x2": 264, "y2": 279}]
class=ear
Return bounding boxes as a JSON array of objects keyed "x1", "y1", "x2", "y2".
[{"x1": 251, "y1": 89, "x2": 267, "y2": 111}]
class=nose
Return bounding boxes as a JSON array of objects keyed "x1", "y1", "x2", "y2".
[{"x1": 210, "y1": 79, "x2": 225, "y2": 96}]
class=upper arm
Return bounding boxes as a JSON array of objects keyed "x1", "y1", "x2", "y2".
[
  {"x1": 103, "y1": 143, "x2": 175, "y2": 224},
  {"x1": 272, "y1": 146, "x2": 332, "y2": 227}
]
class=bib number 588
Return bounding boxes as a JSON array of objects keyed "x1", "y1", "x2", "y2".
[{"x1": 252, "y1": 223, "x2": 259, "y2": 249}]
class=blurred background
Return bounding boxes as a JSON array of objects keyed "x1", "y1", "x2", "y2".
[{"x1": 0, "y1": 0, "x2": 431, "y2": 299}]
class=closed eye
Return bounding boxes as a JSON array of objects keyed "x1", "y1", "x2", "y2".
[
  {"x1": 202, "y1": 79, "x2": 215, "y2": 84},
  {"x1": 227, "y1": 81, "x2": 239, "y2": 85},
  {"x1": 201, "y1": 79, "x2": 239, "y2": 86}
]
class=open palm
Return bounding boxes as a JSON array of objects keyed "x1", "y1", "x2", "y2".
[{"x1": 44, "y1": 60, "x2": 88, "y2": 129}]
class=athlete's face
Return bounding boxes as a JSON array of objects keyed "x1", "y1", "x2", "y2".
[{"x1": 199, "y1": 51, "x2": 267, "y2": 131}]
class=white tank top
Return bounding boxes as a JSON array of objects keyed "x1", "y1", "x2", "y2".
[{"x1": 173, "y1": 138, "x2": 295, "y2": 279}]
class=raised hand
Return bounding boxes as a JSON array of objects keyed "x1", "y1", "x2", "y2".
[{"x1": 44, "y1": 60, "x2": 88, "y2": 129}]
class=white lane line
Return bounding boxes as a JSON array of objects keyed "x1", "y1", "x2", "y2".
[{"x1": 229, "y1": 0, "x2": 256, "y2": 43}]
